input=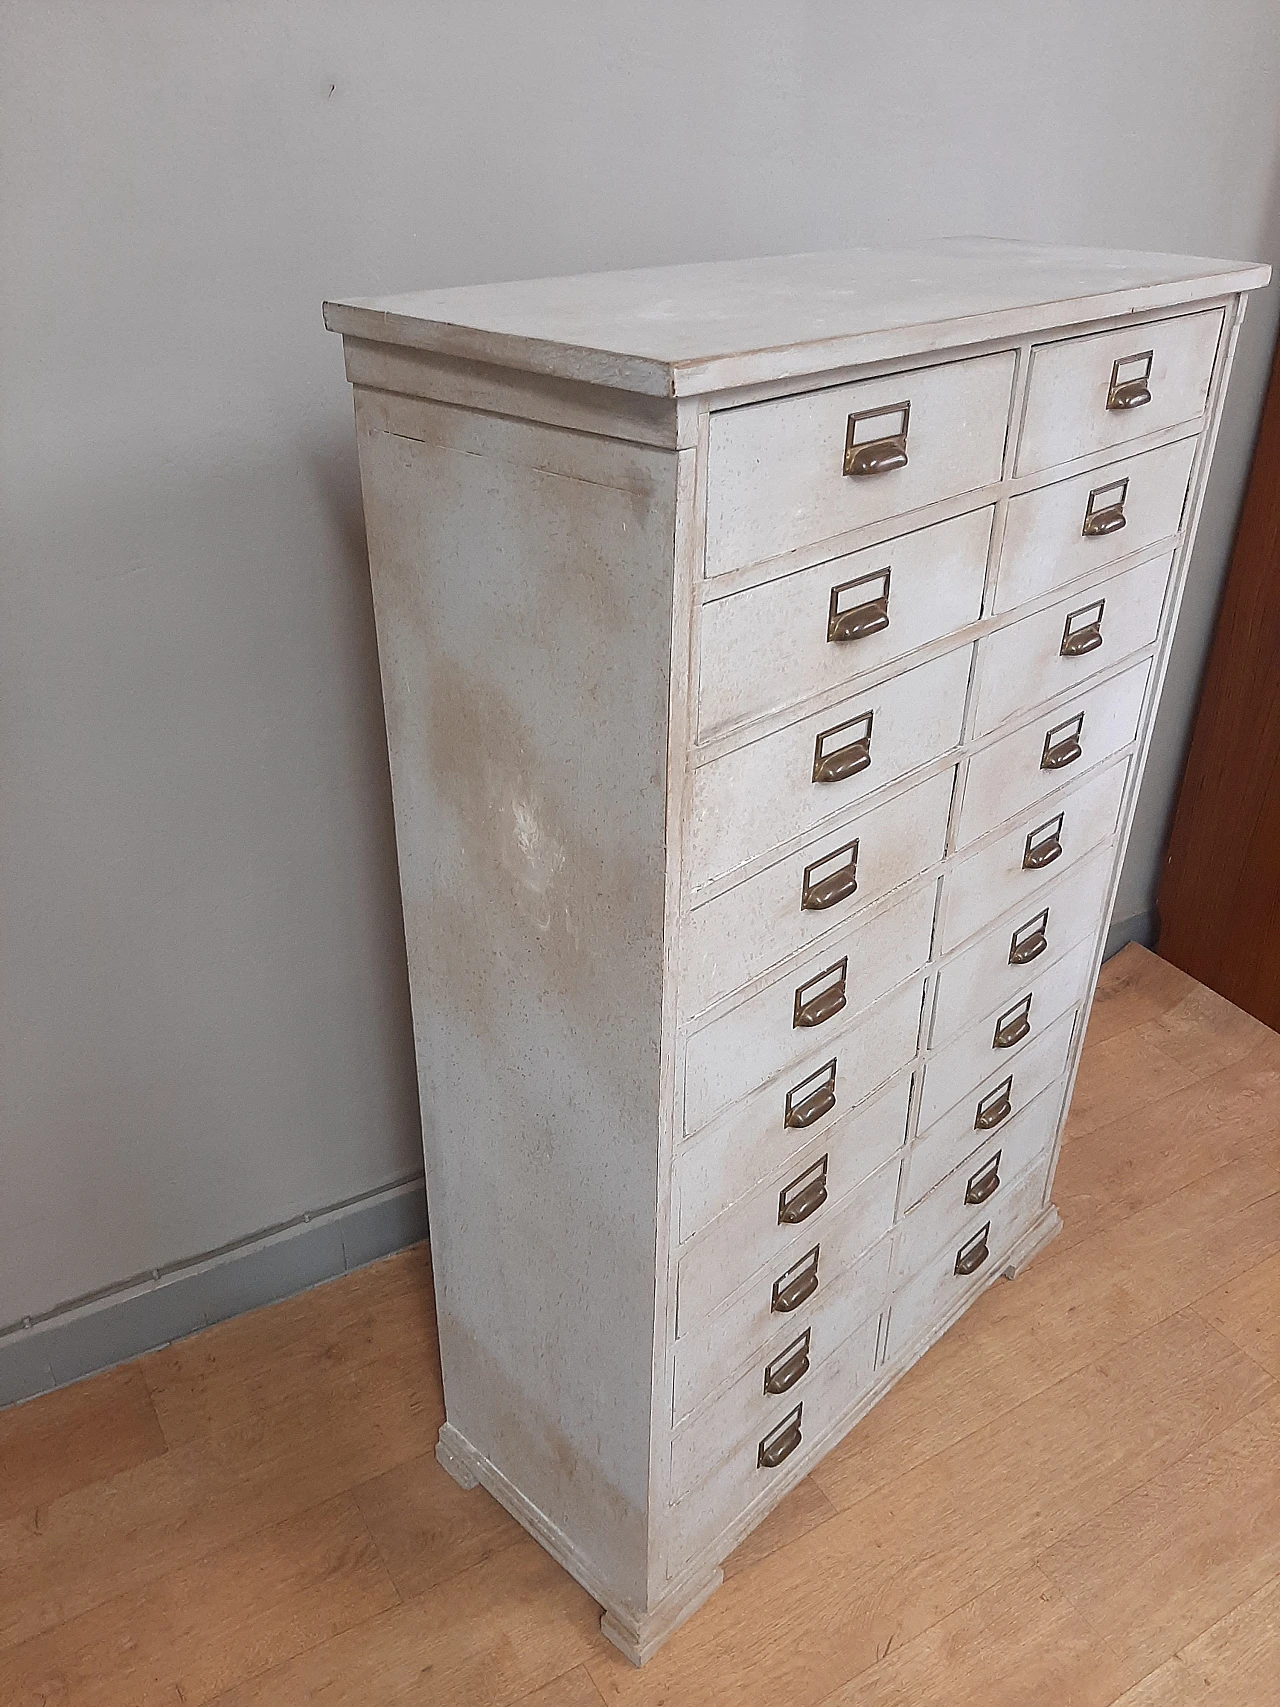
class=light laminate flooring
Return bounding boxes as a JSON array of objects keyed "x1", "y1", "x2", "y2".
[{"x1": 2, "y1": 944, "x2": 1278, "y2": 1706}]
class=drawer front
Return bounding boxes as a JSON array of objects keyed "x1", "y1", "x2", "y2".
[
  {"x1": 676, "y1": 979, "x2": 923, "y2": 1278},
  {"x1": 1015, "y1": 309, "x2": 1223, "y2": 476},
  {"x1": 705, "y1": 352, "x2": 1016, "y2": 579},
  {"x1": 974, "y1": 553, "x2": 1173, "y2": 738},
  {"x1": 677, "y1": 1071, "x2": 910, "y2": 1246},
  {"x1": 685, "y1": 773, "x2": 953, "y2": 1016},
  {"x1": 940, "y1": 758, "x2": 1128, "y2": 954},
  {"x1": 698, "y1": 507, "x2": 992, "y2": 740},
  {"x1": 691, "y1": 646, "x2": 971, "y2": 891},
  {"x1": 904, "y1": 1006, "x2": 1076, "y2": 1220},
  {"x1": 903, "y1": 1072, "x2": 1064, "y2": 1214},
  {"x1": 674, "y1": 1157, "x2": 898, "y2": 1420},
  {"x1": 677, "y1": 1078, "x2": 908, "y2": 1325},
  {"x1": 895, "y1": 1083, "x2": 1062, "y2": 1279},
  {"x1": 669, "y1": 1309, "x2": 881, "y2": 1573},
  {"x1": 919, "y1": 935, "x2": 1093, "y2": 1131},
  {"x1": 685, "y1": 881, "x2": 934, "y2": 1136},
  {"x1": 886, "y1": 1155, "x2": 1053, "y2": 1362},
  {"x1": 930, "y1": 845, "x2": 1111, "y2": 1049},
  {"x1": 997, "y1": 437, "x2": 1195, "y2": 615},
  {"x1": 670, "y1": 1278, "x2": 882, "y2": 1500},
  {"x1": 956, "y1": 658, "x2": 1150, "y2": 849}
]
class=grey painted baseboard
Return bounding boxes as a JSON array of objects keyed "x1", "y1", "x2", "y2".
[
  {"x1": 1104, "y1": 907, "x2": 1158, "y2": 960},
  {"x1": 0, "y1": 1176, "x2": 429, "y2": 1411}
]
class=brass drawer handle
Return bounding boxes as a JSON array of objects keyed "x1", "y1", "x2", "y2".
[
  {"x1": 778, "y1": 1156, "x2": 829, "y2": 1226},
  {"x1": 828, "y1": 569, "x2": 891, "y2": 643},
  {"x1": 955, "y1": 1223, "x2": 991, "y2": 1277},
  {"x1": 1042, "y1": 712, "x2": 1085, "y2": 772},
  {"x1": 813, "y1": 711, "x2": 873, "y2": 784},
  {"x1": 772, "y1": 1246, "x2": 820, "y2": 1314},
  {"x1": 763, "y1": 1329, "x2": 811, "y2": 1396},
  {"x1": 801, "y1": 839, "x2": 859, "y2": 912},
  {"x1": 993, "y1": 994, "x2": 1032, "y2": 1049},
  {"x1": 975, "y1": 1077, "x2": 1014, "y2": 1131},
  {"x1": 1009, "y1": 908, "x2": 1049, "y2": 965},
  {"x1": 1083, "y1": 505, "x2": 1126, "y2": 537},
  {"x1": 1083, "y1": 477, "x2": 1129, "y2": 538},
  {"x1": 1107, "y1": 351, "x2": 1153, "y2": 412},
  {"x1": 793, "y1": 958, "x2": 848, "y2": 1029},
  {"x1": 758, "y1": 1402, "x2": 804, "y2": 1468},
  {"x1": 1062, "y1": 599, "x2": 1105, "y2": 658},
  {"x1": 784, "y1": 1059, "x2": 838, "y2": 1130},
  {"x1": 1023, "y1": 814, "x2": 1064, "y2": 871},
  {"x1": 965, "y1": 1154, "x2": 1002, "y2": 1206},
  {"x1": 843, "y1": 401, "x2": 909, "y2": 478}
]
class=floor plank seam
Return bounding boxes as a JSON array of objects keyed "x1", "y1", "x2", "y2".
[{"x1": 808, "y1": 1298, "x2": 1236, "y2": 1529}]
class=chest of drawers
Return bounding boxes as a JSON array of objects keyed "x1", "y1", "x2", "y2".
[{"x1": 325, "y1": 239, "x2": 1267, "y2": 1664}]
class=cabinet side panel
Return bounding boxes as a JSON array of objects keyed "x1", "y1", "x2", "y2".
[{"x1": 354, "y1": 396, "x2": 675, "y2": 1606}]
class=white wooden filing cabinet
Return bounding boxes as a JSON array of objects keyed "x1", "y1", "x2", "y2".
[{"x1": 325, "y1": 241, "x2": 1267, "y2": 1662}]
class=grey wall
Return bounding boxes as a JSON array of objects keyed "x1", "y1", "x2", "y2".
[{"x1": 3, "y1": 0, "x2": 1278, "y2": 1331}]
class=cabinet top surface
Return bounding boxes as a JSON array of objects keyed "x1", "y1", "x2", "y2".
[{"x1": 324, "y1": 238, "x2": 1267, "y2": 399}]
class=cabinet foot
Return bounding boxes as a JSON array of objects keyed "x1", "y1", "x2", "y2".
[
  {"x1": 436, "y1": 1422, "x2": 480, "y2": 1490},
  {"x1": 599, "y1": 1567, "x2": 724, "y2": 1667},
  {"x1": 1001, "y1": 1204, "x2": 1063, "y2": 1279}
]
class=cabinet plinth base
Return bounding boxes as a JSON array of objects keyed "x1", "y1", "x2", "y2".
[
  {"x1": 1001, "y1": 1202, "x2": 1063, "y2": 1278},
  {"x1": 599, "y1": 1568, "x2": 724, "y2": 1667},
  {"x1": 435, "y1": 1426, "x2": 480, "y2": 1490}
]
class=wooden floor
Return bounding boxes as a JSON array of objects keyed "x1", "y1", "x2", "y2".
[{"x1": 3, "y1": 945, "x2": 1279, "y2": 1707}]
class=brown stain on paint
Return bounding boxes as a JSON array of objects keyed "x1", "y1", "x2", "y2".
[{"x1": 369, "y1": 427, "x2": 671, "y2": 1056}]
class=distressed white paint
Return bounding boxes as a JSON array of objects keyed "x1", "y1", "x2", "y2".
[
  {"x1": 324, "y1": 241, "x2": 1266, "y2": 397},
  {"x1": 928, "y1": 846, "x2": 1113, "y2": 1049},
  {"x1": 956, "y1": 658, "x2": 1152, "y2": 846},
  {"x1": 675, "y1": 1069, "x2": 911, "y2": 1246},
  {"x1": 703, "y1": 352, "x2": 1014, "y2": 577},
  {"x1": 682, "y1": 882, "x2": 933, "y2": 1134},
  {"x1": 973, "y1": 552, "x2": 1174, "y2": 736},
  {"x1": 901, "y1": 1077, "x2": 1062, "y2": 1213},
  {"x1": 940, "y1": 758, "x2": 1131, "y2": 955},
  {"x1": 995, "y1": 435, "x2": 1198, "y2": 613},
  {"x1": 885, "y1": 1161, "x2": 1054, "y2": 1360},
  {"x1": 334, "y1": 242, "x2": 1265, "y2": 1663},
  {"x1": 684, "y1": 777, "x2": 953, "y2": 1015},
  {"x1": 1014, "y1": 307, "x2": 1226, "y2": 473},
  {"x1": 917, "y1": 935, "x2": 1095, "y2": 1130},
  {"x1": 690, "y1": 645, "x2": 972, "y2": 890},
  {"x1": 697, "y1": 506, "x2": 992, "y2": 740}
]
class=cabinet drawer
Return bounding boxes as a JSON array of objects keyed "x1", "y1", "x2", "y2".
[
  {"x1": 704, "y1": 352, "x2": 1015, "y2": 579},
  {"x1": 677, "y1": 1076, "x2": 908, "y2": 1322},
  {"x1": 674, "y1": 1156, "x2": 897, "y2": 1418},
  {"x1": 896, "y1": 1084, "x2": 1062, "y2": 1278},
  {"x1": 997, "y1": 438, "x2": 1195, "y2": 616},
  {"x1": 685, "y1": 881, "x2": 933, "y2": 1136},
  {"x1": 974, "y1": 554, "x2": 1173, "y2": 737},
  {"x1": 930, "y1": 846, "x2": 1111, "y2": 1048},
  {"x1": 940, "y1": 757, "x2": 1127, "y2": 954},
  {"x1": 956, "y1": 658, "x2": 1150, "y2": 849},
  {"x1": 685, "y1": 773, "x2": 953, "y2": 1016},
  {"x1": 670, "y1": 1275, "x2": 881, "y2": 1501},
  {"x1": 1015, "y1": 309, "x2": 1223, "y2": 475},
  {"x1": 698, "y1": 508, "x2": 992, "y2": 740},
  {"x1": 904, "y1": 1006, "x2": 1076, "y2": 1219},
  {"x1": 677, "y1": 978, "x2": 923, "y2": 1261},
  {"x1": 677, "y1": 1070, "x2": 910, "y2": 1246},
  {"x1": 668, "y1": 1309, "x2": 881, "y2": 1573},
  {"x1": 691, "y1": 646, "x2": 971, "y2": 891},
  {"x1": 903, "y1": 1073, "x2": 1065, "y2": 1215},
  {"x1": 919, "y1": 936, "x2": 1092, "y2": 1131},
  {"x1": 886, "y1": 1156, "x2": 1053, "y2": 1363}
]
